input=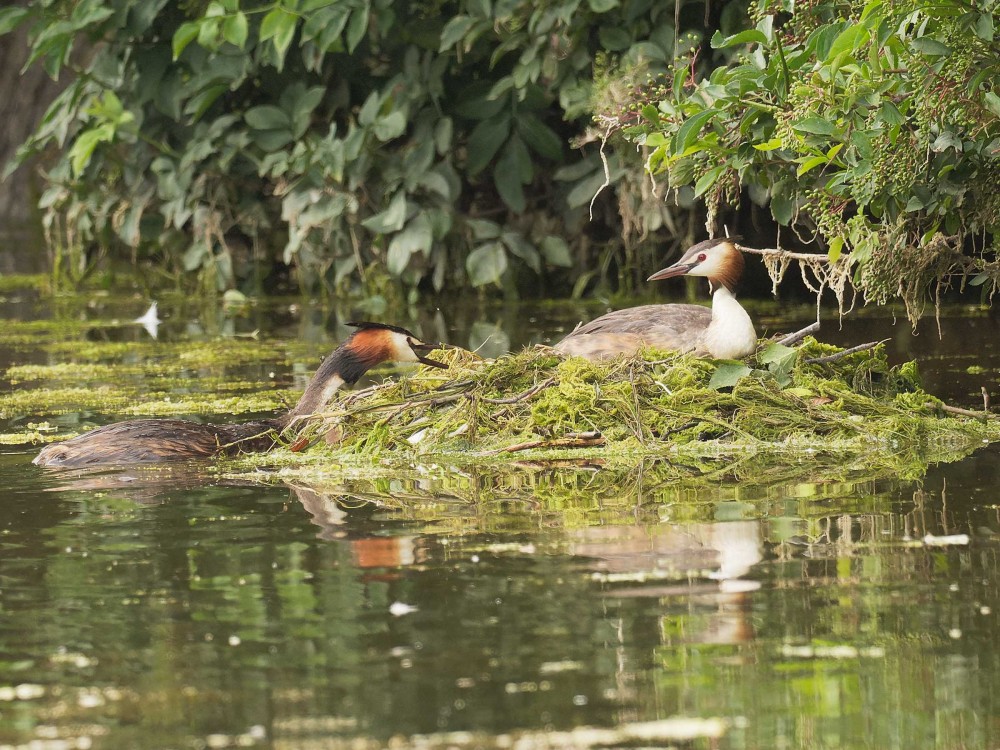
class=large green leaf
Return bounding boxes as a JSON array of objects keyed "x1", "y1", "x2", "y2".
[
  {"x1": 711, "y1": 28, "x2": 768, "y2": 48},
  {"x1": 770, "y1": 184, "x2": 794, "y2": 226},
  {"x1": 792, "y1": 117, "x2": 836, "y2": 136},
  {"x1": 708, "y1": 362, "x2": 752, "y2": 390},
  {"x1": 440, "y1": 15, "x2": 477, "y2": 51},
  {"x1": 362, "y1": 192, "x2": 408, "y2": 233},
  {"x1": 540, "y1": 236, "x2": 573, "y2": 267},
  {"x1": 517, "y1": 113, "x2": 562, "y2": 161},
  {"x1": 826, "y1": 23, "x2": 867, "y2": 61},
  {"x1": 500, "y1": 135, "x2": 535, "y2": 185},
  {"x1": 466, "y1": 114, "x2": 511, "y2": 176},
  {"x1": 250, "y1": 129, "x2": 293, "y2": 152},
  {"x1": 694, "y1": 165, "x2": 725, "y2": 197},
  {"x1": 302, "y1": 5, "x2": 351, "y2": 50},
  {"x1": 289, "y1": 86, "x2": 325, "y2": 138},
  {"x1": 566, "y1": 170, "x2": 609, "y2": 209},
  {"x1": 245, "y1": 105, "x2": 290, "y2": 131},
  {"x1": 453, "y1": 86, "x2": 507, "y2": 121},
  {"x1": 758, "y1": 343, "x2": 798, "y2": 387},
  {"x1": 374, "y1": 111, "x2": 407, "y2": 142},
  {"x1": 466, "y1": 242, "x2": 508, "y2": 286},
  {"x1": 494, "y1": 164, "x2": 525, "y2": 213},
  {"x1": 387, "y1": 214, "x2": 433, "y2": 275},
  {"x1": 466, "y1": 218, "x2": 501, "y2": 240},
  {"x1": 674, "y1": 109, "x2": 719, "y2": 153},
  {"x1": 260, "y1": 8, "x2": 297, "y2": 68},
  {"x1": 910, "y1": 37, "x2": 952, "y2": 56},
  {"x1": 599, "y1": 26, "x2": 631, "y2": 51},
  {"x1": 222, "y1": 12, "x2": 248, "y2": 48},
  {"x1": 345, "y1": 4, "x2": 368, "y2": 52},
  {"x1": 0, "y1": 6, "x2": 30, "y2": 35},
  {"x1": 68, "y1": 123, "x2": 114, "y2": 176},
  {"x1": 501, "y1": 231, "x2": 540, "y2": 272},
  {"x1": 185, "y1": 84, "x2": 227, "y2": 121},
  {"x1": 973, "y1": 12, "x2": 995, "y2": 42},
  {"x1": 984, "y1": 92, "x2": 1000, "y2": 118},
  {"x1": 172, "y1": 21, "x2": 200, "y2": 59}
]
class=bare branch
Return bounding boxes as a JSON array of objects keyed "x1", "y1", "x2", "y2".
[
  {"x1": 479, "y1": 377, "x2": 556, "y2": 405},
  {"x1": 803, "y1": 340, "x2": 888, "y2": 364},
  {"x1": 777, "y1": 321, "x2": 821, "y2": 347},
  {"x1": 493, "y1": 431, "x2": 605, "y2": 454}
]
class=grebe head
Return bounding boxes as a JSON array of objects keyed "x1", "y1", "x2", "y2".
[
  {"x1": 284, "y1": 322, "x2": 447, "y2": 423},
  {"x1": 344, "y1": 322, "x2": 447, "y2": 377},
  {"x1": 647, "y1": 238, "x2": 744, "y2": 294}
]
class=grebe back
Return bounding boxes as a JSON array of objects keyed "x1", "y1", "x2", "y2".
[{"x1": 554, "y1": 238, "x2": 757, "y2": 361}]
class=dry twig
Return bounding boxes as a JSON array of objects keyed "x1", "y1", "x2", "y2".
[
  {"x1": 939, "y1": 404, "x2": 996, "y2": 420},
  {"x1": 778, "y1": 321, "x2": 821, "y2": 347},
  {"x1": 479, "y1": 378, "x2": 556, "y2": 405},
  {"x1": 804, "y1": 340, "x2": 888, "y2": 364},
  {"x1": 492, "y1": 431, "x2": 605, "y2": 454}
]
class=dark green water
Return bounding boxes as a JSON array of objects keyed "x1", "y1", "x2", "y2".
[{"x1": 1, "y1": 292, "x2": 999, "y2": 749}]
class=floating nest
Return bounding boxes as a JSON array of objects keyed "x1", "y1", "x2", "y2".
[{"x1": 252, "y1": 337, "x2": 1000, "y2": 481}]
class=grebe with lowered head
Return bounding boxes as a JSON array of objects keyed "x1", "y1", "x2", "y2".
[
  {"x1": 33, "y1": 322, "x2": 446, "y2": 469},
  {"x1": 554, "y1": 238, "x2": 757, "y2": 361}
]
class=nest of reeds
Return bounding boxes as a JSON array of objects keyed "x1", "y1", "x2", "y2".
[{"x1": 267, "y1": 337, "x2": 998, "y2": 475}]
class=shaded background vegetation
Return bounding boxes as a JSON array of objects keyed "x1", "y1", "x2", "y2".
[
  {"x1": 0, "y1": 0, "x2": 64, "y2": 270},
  {"x1": 1, "y1": 0, "x2": 747, "y2": 298},
  {"x1": 618, "y1": 0, "x2": 1000, "y2": 321},
  {"x1": 0, "y1": 0, "x2": 996, "y2": 313}
]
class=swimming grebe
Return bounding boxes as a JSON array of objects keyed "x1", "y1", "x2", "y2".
[
  {"x1": 33, "y1": 322, "x2": 446, "y2": 468},
  {"x1": 554, "y1": 238, "x2": 757, "y2": 360}
]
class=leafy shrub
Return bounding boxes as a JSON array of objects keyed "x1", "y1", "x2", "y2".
[
  {"x1": 612, "y1": 0, "x2": 1000, "y2": 321},
  {"x1": 1, "y1": 0, "x2": 733, "y2": 295}
]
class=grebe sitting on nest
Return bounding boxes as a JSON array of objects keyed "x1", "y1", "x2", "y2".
[
  {"x1": 33, "y1": 322, "x2": 446, "y2": 469},
  {"x1": 554, "y1": 238, "x2": 757, "y2": 361}
]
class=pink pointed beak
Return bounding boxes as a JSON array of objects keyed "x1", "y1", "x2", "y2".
[{"x1": 647, "y1": 260, "x2": 698, "y2": 282}]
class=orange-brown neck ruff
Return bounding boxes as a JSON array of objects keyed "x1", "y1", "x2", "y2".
[
  {"x1": 283, "y1": 328, "x2": 392, "y2": 422},
  {"x1": 339, "y1": 328, "x2": 394, "y2": 383},
  {"x1": 709, "y1": 244, "x2": 744, "y2": 295}
]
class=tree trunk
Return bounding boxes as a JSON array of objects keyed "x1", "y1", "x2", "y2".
[{"x1": 0, "y1": 3, "x2": 65, "y2": 270}]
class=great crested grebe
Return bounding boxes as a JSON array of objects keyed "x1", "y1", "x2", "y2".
[
  {"x1": 554, "y1": 238, "x2": 757, "y2": 361},
  {"x1": 33, "y1": 322, "x2": 446, "y2": 469}
]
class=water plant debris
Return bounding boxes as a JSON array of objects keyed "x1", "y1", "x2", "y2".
[{"x1": 246, "y1": 336, "x2": 1000, "y2": 478}]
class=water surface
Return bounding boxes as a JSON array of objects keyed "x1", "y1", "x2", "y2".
[{"x1": 1, "y1": 292, "x2": 998, "y2": 749}]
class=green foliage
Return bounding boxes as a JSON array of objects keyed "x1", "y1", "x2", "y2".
[
  {"x1": 618, "y1": 0, "x2": 1000, "y2": 321},
  {"x1": 707, "y1": 342, "x2": 797, "y2": 390},
  {"x1": 5, "y1": 0, "x2": 713, "y2": 295}
]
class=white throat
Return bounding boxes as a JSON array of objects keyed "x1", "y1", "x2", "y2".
[
  {"x1": 702, "y1": 287, "x2": 757, "y2": 359},
  {"x1": 311, "y1": 372, "x2": 347, "y2": 413},
  {"x1": 287, "y1": 372, "x2": 346, "y2": 423},
  {"x1": 388, "y1": 331, "x2": 420, "y2": 363}
]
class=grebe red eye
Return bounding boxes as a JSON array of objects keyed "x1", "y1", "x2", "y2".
[{"x1": 697, "y1": 253, "x2": 707, "y2": 261}]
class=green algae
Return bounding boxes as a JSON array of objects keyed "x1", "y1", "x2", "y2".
[
  {"x1": 8, "y1": 316, "x2": 998, "y2": 487},
  {"x1": 0, "y1": 422, "x2": 62, "y2": 446},
  {"x1": 6, "y1": 361, "x2": 273, "y2": 394},
  {"x1": 268, "y1": 456, "x2": 929, "y2": 534},
  {"x1": 0, "y1": 383, "x2": 287, "y2": 421},
  {"x1": 6, "y1": 362, "x2": 132, "y2": 385},
  {"x1": 227, "y1": 337, "x2": 1000, "y2": 483},
  {"x1": 0, "y1": 328, "x2": 327, "y2": 432},
  {"x1": 0, "y1": 274, "x2": 50, "y2": 293},
  {"x1": 41, "y1": 338, "x2": 306, "y2": 366},
  {"x1": 0, "y1": 313, "x2": 320, "y2": 365}
]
